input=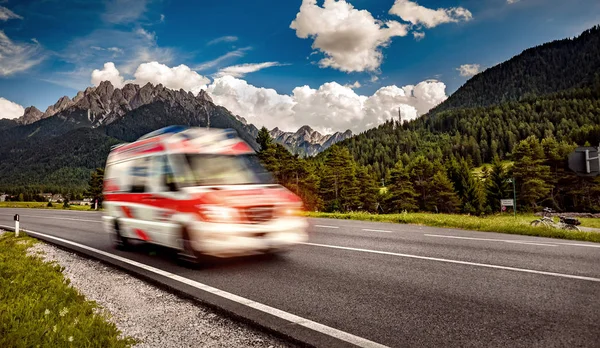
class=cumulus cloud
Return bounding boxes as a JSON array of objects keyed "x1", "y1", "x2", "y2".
[
  {"x1": 207, "y1": 75, "x2": 447, "y2": 133},
  {"x1": 0, "y1": 97, "x2": 24, "y2": 120},
  {"x1": 0, "y1": 6, "x2": 22, "y2": 21},
  {"x1": 91, "y1": 61, "x2": 210, "y2": 95},
  {"x1": 344, "y1": 81, "x2": 362, "y2": 89},
  {"x1": 90, "y1": 60, "x2": 447, "y2": 133},
  {"x1": 457, "y1": 64, "x2": 481, "y2": 77},
  {"x1": 215, "y1": 62, "x2": 286, "y2": 78},
  {"x1": 290, "y1": 0, "x2": 409, "y2": 72},
  {"x1": 389, "y1": 0, "x2": 472, "y2": 28},
  {"x1": 0, "y1": 31, "x2": 45, "y2": 76},
  {"x1": 91, "y1": 62, "x2": 125, "y2": 88},
  {"x1": 207, "y1": 36, "x2": 238, "y2": 45}
]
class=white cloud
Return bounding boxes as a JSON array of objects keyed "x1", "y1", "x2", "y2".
[
  {"x1": 135, "y1": 28, "x2": 156, "y2": 41},
  {"x1": 194, "y1": 47, "x2": 251, "y2": 71},
  {"x1": 457, "y1": 64, "x2": 481, "y2": 77},
  {"x1": 290, "y1": 0, "x2": 409, "y2": 73},
  {"x1": 0, "y1": 31, "x2": 45, "y2": 76},
  {"x1": 91, "y1": 61, "x2": 210, "y2": 95},
  {"x1": 207, "y1": 75, "x2": 447, "y2": 133},
  {"x1": 91, "y1": 62, "x2": 125, "y2": 88},
  {"x1": 412, "y1": 31, "x2": 425, "y2": 41},
  {"x1": 103, "y1": 0, "x2": 148, "y2": 24},
  {"x1": 343, "y1": 81, "x2": 361, "y2": 89},
  {"x1": 215, "y1": 62, "x2": 286, "y2": 78},
  {"x1": 0, "y1": 6, "x2": 22, "y2": 21},
  {"x1": 507, "y1": 0, "x2": 520, "y2": 4},
  {"x1": 389, "y1": 0, "x2": 472, "y2": 28},
  {"x1": 0, "y1": 97, "x2": 24, "y2": 120},
  {"x1": 160, "y1": 14, "x2": 165, "y2": 22},
  {"x1": 207, "y1": 36, "x2": 239, "y2": 45}
]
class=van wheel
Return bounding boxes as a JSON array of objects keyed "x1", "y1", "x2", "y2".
[
  {"x1": 111, "y1": 220, "x2": 131, "y2": 251},
  {"x1": 176, "y1": 227, "x2": 203, "y2": 267}
]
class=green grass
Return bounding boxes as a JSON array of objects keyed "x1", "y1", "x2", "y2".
[
  {"x1": 306, "y1": 211, "x2": 600, "y2": 243},
  {"x1": 0, "y1": 232, "x2": 136, "y2": 347},
  {"x1": 0, "y1": 202, "x2": 97, "y2": 211}
]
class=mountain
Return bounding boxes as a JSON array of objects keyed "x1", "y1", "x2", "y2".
[
  {"x1": 269, "y1": 125, "x2": 353, "y2": 157},
  {"x1": 0, "y1": 81, "x2": 261, "y2": 192},
  {"x1": 231, "y1": 115, "x2": 351, "y2": 156},
  {"x1": 431, "y1": 25, "x2": 600, "y2": 114}
]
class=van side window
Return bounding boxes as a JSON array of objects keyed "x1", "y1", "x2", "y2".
[
  {"x1": 130, "y1": 157, "x2": 151, "y2": 193},
  {"x1": 156, "y1": 155, "x2": 177, "y2": 192}
]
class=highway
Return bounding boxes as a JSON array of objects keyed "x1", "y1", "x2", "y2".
[{"x1": 1, "y1": 208, "x2": 600, "y2": 348}]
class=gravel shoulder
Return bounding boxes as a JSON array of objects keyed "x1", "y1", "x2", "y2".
[{"x1": 26, "y1": 239, "x2": 294, "y2": 348}]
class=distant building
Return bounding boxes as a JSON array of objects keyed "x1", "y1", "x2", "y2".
[
  {"x1": 0, "y1": 194, "x2": 7, "y2": 202},
  {"x1": 70, "y1": 199, "x2": 92, "y2": 206},
  {"x1": 41, "y1": 193, "x2": 64, "y2": 203}
]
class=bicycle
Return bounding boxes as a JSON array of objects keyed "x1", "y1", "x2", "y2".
[{"x1": 530, "y1": 208, "x2": 581, "y2": 231}]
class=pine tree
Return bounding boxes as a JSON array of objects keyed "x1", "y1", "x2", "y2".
[
  {"x1": 387, "y1": 161, "x2": 418, "y2": 212},
  {"x1": 84, "y1": 168, "x2": 105, "y2": 207},
  {"x1": 486, "y1": 157, "x2": 510, "y2": 212},
  {"x1": 511, "y1": 136, "x2": 553, "y2": 210},
  {"x1": 355, "y1": 167, "x2": 379, "y2": 212},
  {"x1": 407, "y1": 155, "x2": 435, "y2": 210},
  {"x1": 257, "y1": 127, "x2": 272, "y2": 151},
  {"x1": 426, "y1": 171, "x2": 461, "y2": 213}
]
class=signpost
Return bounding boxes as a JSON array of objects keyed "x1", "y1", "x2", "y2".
[{"x1": 568, "y1": 145, "x2": 600, "y2": 177}]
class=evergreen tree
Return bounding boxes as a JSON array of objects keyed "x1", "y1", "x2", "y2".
[
  {"x1": 256, "y1": 127, "x2": 272, "y2": 151},
  {"x1": 426, "y1": 171, "x2": 461, "y2": 213},
  {"x1": 407, "y1": 156, "x2": 435, "y2": 210},
  {"x1": 387, "y1": 161, "x2": 418, "y2": 212},
  {"x1": 85, "y1": 168, "x2": 105, "y2": 207},
  {"x1": 511, "y1": 136, "x2": 553, "y2": 210},
  {"x1": 486, "y1": 157, "x2": 510, "y2": 212},
  {"x1": 355, "y1": 167, "x2": 379, "y2": 212}
]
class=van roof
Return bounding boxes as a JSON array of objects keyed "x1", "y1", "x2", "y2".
[{"x1": 107, "y1": 126, "x2": 254, "y2": 162}]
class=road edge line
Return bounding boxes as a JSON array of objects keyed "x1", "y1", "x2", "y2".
[{"x1": 0, "y1": 225, "x2": 389, "y2": 348}]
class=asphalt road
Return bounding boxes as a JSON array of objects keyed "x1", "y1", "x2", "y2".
[{"x1": 1, "y1": 208, "x2": 600, "y2": 348}]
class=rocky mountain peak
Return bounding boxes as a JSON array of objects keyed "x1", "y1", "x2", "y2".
[
  {"x1": 44, "y1": 95, "x2": 74, "y2": 118},
  {"x1": 17, "y1": 106, "x2": 44, "y2": 125},
  {"x1": 197, "y1": 90, "x2": 213, "y2": 103}
]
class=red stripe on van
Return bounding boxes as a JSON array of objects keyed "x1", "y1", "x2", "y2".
[{"x1": 135, "y1": 229, "x2": 150, "y2": 241}]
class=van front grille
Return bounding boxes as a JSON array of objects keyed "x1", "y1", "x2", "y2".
[{"x1": 244, "y1": 206, "x2": 274, "y2": 224}]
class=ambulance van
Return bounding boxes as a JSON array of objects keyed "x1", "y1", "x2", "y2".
[{"x1": 102, "y1": 126, "x2": 309, "y2": 264}]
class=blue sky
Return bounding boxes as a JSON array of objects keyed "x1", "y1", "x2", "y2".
[{"x1": 0, "y1": 0, "x2": 599, "y2": 132}]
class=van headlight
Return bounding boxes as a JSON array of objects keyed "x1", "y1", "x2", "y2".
[{"x1": 197, "y1": 205, "x2": 240, "y2": 223}]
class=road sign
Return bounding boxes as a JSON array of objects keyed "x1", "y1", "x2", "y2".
[
  {"x1": 500, "y1": 199, "x2": 514, "y2": 207},
  {"x1": 568, "y1": 146, "x2": 600, "y2": 177}
]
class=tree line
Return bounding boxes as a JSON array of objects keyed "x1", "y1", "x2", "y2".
[{"x1": 257, "y1": 126, "x2": 600, "y2": 214}]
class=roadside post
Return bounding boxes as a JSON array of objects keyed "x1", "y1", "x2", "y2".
[
  {"x1": 505, "y1": 178, "x2": 517, "y2": 218},
  {"x1": 14, "y1": 214, "x2": 19, "y2": 237}
]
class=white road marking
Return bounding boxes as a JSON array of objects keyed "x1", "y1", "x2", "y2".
[
  {"x1": 554, "y1": 242, "x2": 600, "y2": 249},
  {"x1": 424, "y1": 234, "x2": 558, "y2": 247},
  {"x1": 0, "y1": 225, "x2": 388, "y2": 348},
  {"x1": 300, "y1": 242, "x2": 600, "y2": 283},
  {"x1": 315, "y1": 225, "x2": 339, "y2": 229},
  {"x1": 0, "y1": 213, "x2": 101, "y2": 224},
  {"x1": 362, "y1": 229, "x2": 392, "y2": 233}
]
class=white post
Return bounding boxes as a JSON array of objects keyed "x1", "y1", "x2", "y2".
[
  {"x1": 95, "y1": 199, "x2": 98, "y2": 210},
  {"x1": 14, "y1": 214, "x2": 19, "y2": 237}
]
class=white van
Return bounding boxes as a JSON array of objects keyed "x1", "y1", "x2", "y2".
[{"x1": 102, "y1": 126, "x2": 309, "y2": 264}]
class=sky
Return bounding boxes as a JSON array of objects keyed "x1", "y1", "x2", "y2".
[{"x1": 0, "y1": 0, "x2": 598, "y2": 133}]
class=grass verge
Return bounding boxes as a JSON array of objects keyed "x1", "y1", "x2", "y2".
[
  {"x1": 306, "y1": 212, "x2": 600, "y2": 243},
  {"x1": 0, "y1": 202, "x2": 97, "y2": 211},
  {"x1": 0, "y1": 232, "x2": 136, "y2": 347}
]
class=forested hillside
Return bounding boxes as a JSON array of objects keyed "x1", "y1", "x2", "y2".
[
  {"x1": 340, "y1": 85, "x2": 600, "y2": 178},
  {"x1": 431, "y1": 25, "x2": 600, "y2": 112}
]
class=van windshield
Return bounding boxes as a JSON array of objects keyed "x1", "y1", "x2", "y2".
[{"x1": 179, "y1": 154, "x2": 274, "y2": 186}]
